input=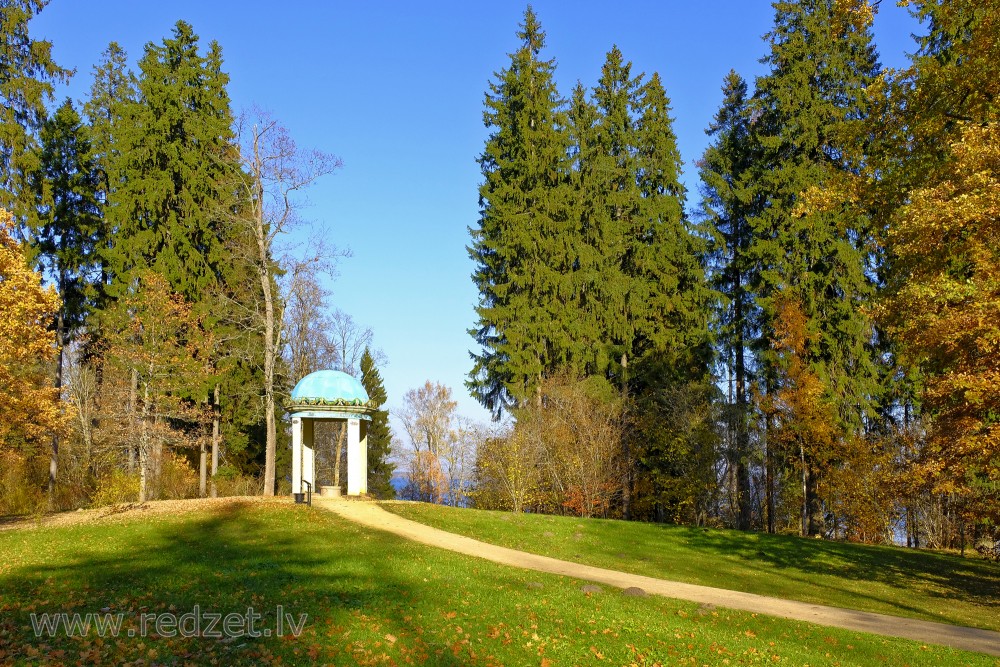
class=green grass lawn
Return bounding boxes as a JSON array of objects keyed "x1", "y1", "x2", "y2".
[
  {"x1": 382, "y1": 502, "x2": 1000, "y2": 634},
  {"x1": 0, "y1": 499, "x2": 995, "y2": 666}
]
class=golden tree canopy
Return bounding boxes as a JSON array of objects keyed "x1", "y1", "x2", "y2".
[
  {"x1": 0, "y1": 209, "x2": 66, "y2": 450},
  {"x1": 888, "y1": 123, "x2": 1000, "y2": 497}
]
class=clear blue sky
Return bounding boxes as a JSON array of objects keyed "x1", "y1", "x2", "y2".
[{"x1": 32, "y1": 1, "x2": 921, "y2": 425}]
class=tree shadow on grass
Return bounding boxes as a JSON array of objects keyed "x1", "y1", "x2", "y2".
[
  {"x1": 0, "y1": 500, "x2": 469, "y2": 665},
  {"x1": 646, "y1": 524, "x2": 1000, "y2": 626}
]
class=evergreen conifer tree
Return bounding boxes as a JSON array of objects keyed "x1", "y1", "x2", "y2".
[
  {"x1": 104, "y1": 21, "x2": 240, "y2": 302},
  {"x1": 23, "y1": 98, "x2": 102, "y2": 499},
  {"x1": 93, "y1": 24, "x2": 255, "y2": 489},
  {"x1": 631, "y1": 72, "x2": 708, "y2": 364},
  {"x1": 572, "y1": 48, "x2": 711, "y2": 518},
  {"x1": 83, "y1": 43, "x2": 135, "y2": 310},
  {"x1": 468, "y1": 7, "x2": 574, "y2": 415},
  {"x1": 0, "y1": 0, "x2": 70, "y2": 210},
  {"x1": 749, "y1": 0, "x2": 882, "y2": 535},
  {"x1": 573, "y1": 50, "x2": 709, "y2": 382},
  {"x1": 564, "y1": 81, "x2": 605, "y2": 375},
  {"x1": 700, "y1": 71, "x2": 759, "y2": 529},
  {"x1": 360, "y1": 348, "x2": 395, "y2": 499},
  {"x1": 574, "y1": 47, "x2": 643, "y2": 380},
  {"x1": 25, "y1": 99, "x2": 101, "y2": 346},
  {"x1": 84, "y1": 42, "x2": 134, "y2": 210}
]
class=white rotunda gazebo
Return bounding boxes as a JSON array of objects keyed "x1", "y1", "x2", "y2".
[{"x1": 287, "y1": 370, "x2": 373, "y2": 501}]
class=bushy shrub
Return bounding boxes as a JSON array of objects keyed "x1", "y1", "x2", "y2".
[
  {"x1": 159, "y1": 452, "x2": 198, "y2": 499},
  {"x1": 0, "y1": 452, "x2": 46, "y2": 516},
  {"x1": 91, "y1": 469, "x2": 140, "y2": 507},
  {"x1": 213, "y1": 465, "x2": 263, "y2": 496}
]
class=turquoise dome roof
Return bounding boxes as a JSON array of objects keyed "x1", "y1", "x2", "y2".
[{"x1": 290, "y1": 370, "x2": 369, "y2": 405}]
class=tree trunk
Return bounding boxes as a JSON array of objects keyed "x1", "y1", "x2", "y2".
[
  {"x1": 139, "y1": 381, "x2": 150, "y2": 503},
  {"x1": 802, "y1": 449, "x2": 823, "y2": 537},
  {"x1": 908, "y1": 505, "x2": 919, "y2": 548},
  {"x1": 800, "y1": 442, "x2": 808, "y2": 537},
  {"x1": 333, "y1": 422, "x2": 347, "y2": 491},
  {"x1": 199, "y1": 395, "x2": 208, "y2": 498},
  {"x1": 128, "y1": 368, "x2": 138, "y2": 474},
  {"x1": 211, "y1": 384, "x2": 220, "y2": 498},
  {"x1": 621, "y1": 352, "x2": 631, "y2": 521},
  {"x1": 765, "y1": 423, "x2": 775, "y2": 534},
  {"x1": 734, "y1": 290, "x2": 751, "y2": 531},
  {"x1": 258, "y1": 200, "x2": 277, "y2": 497},
  {"x1": 139, "y1": 443, "x2": 148, "y2": 503},
  {"x1": 263, "y1": 363, "x2": 276, "y2": 496},
  {"x1": 48, "y1": 309, "x2": 65, "y2": 509}
]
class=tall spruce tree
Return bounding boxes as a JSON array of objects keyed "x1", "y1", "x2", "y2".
[
  {"x1": 83, "y1": 42, "x2": 134, "y2": 304},
  {"x1": 700, "y1": 71, "x2": 759, "y2": 529},
  {"x1": 84, "y1": 43, "x2": 133, "y2": 208},
  {"x1": 565, "y1": 81, "x2": 604, "y2": 375},
  {"x1": 104, "y1": 21, "x2": 240, "y2": 302},
  {"x1": 750, "y1": 0, "x2": 882, "y2": 535},
  {"x1": 0, "y1": 0, "x2": 70, "y2": 210},
  {"x1": 25, "y1": 99, "x2": 101, "y2": 350},
  {"x1": 574, "y1": 47, "x2": 643, "y2": 380},
  {"x1": 360, "y1": 348, "x2": 395, "y2": 499},
  {"x1": 95, "y1": 24, "x2": 253, "y2": 492},
  {"x1": 573, "y1": 50, "x2": 708, "y2": 383},
  {"x1": 631, "y1": 72, "x2": 708, "y2": 364},
  {"x1": 24, "y1": 99, "x2": 101, "y2": 499},
  {"x1": 468, "y1": 6, "x2": 574, "y2": 416},
  {"x1": 571, "y1": 48, "x2": 711, "y2": 518}
]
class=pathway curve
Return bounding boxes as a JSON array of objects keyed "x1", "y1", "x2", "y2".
[{"x1": 317, "y1": 498, "x2": 1000, "y2": 657}]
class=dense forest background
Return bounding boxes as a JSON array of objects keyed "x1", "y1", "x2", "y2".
[
  {"x1": 0, "y1": 0, "x2": 395, "y2": 509},
  {"x1": 466, "y1": 0, "x2": 999, "y2": 551},
  {"x1": 2, "y1": 0, "x2": 997, "y2": 552}
]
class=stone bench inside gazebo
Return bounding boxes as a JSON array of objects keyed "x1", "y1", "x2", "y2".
[{"x1": 287, "y1": 369, "x2": 374, "y2": 502}]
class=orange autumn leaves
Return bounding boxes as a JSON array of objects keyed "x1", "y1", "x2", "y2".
[
  {"x1": 0, "y1": 210, "x2": 68, "y2": 450},
  {"x1": 885, "y1": 123, "x2": 1000, "y2": 497},
  {"x1": 764, "y1": 296, "x2": 900, "y2": 541},
  {"x1": 808, "y1": 0, "x2": 1000, "y2": 522},
  {"x1": 765, "y1": 296, "x2": 842, "y2": 462}
]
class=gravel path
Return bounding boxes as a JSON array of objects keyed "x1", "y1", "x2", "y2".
[{"x1": 320, "y1": 498, "x2": 1000, "y2": 657}]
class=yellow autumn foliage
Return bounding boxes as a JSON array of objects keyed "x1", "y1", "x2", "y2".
[
  {"x1": 887, "y1": 123, "x2": 1000, "y2": 500},
  {"x1": 0, "y1": 209, "x2": 68, "y2": 451}
]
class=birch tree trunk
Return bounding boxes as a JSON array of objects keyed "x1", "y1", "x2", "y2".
[
  {"x1": 235, "y1": 112, "x2": 341, "y2": 498},
  {"x1": 211, "y1": 384, "x2": 220, "y2": 498}
]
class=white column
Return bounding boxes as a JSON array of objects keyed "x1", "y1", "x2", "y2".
[
  {"x1": 302, "y1": 419, "x2": 315, "y2": 493},
  {"x1": 347, "y1": 418, "x2": 367, "y2": 496},
  {"x1": 291, "y1": 417, "x2": 302, "y2": 495},
  {"x1": 359, "y1": 420, "x2": 368, "y2": 495},
  {"x1": 303, "y1": 446, "x2": 314, "y2": 492}
]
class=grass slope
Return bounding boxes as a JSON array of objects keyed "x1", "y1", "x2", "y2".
[
  {"x1": 0, "y1": 499, "x2": 993, "y2": 666},
  {"x1": 382, "y1": 503, "x2": 1000, "y2": 634}
]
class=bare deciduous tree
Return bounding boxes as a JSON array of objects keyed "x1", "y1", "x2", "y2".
[
  {"x1": 329, "y1": 309, "x2": 384, "y2": 377},
  {"x1": 229, "y1": 109, "x2": 342, "y2": 496},
  {"x1": 472, "y1": 373, "x2": 627, "y2": 517},
  {"x1": 396, "y1": 382, "x2": 480, "y2": 505},
  {"x1": 399, "y1": 381, "x2": 456, "y2": 457},
  {"x1": 472, "y1": 421, "x2": 542, "y2": 512},
  {"x1": 285, "y1": 271, "x2": 338, "y2": 381},
  {"x1": 443, "y1": 416, "x2": 484, "y2": 506}
]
